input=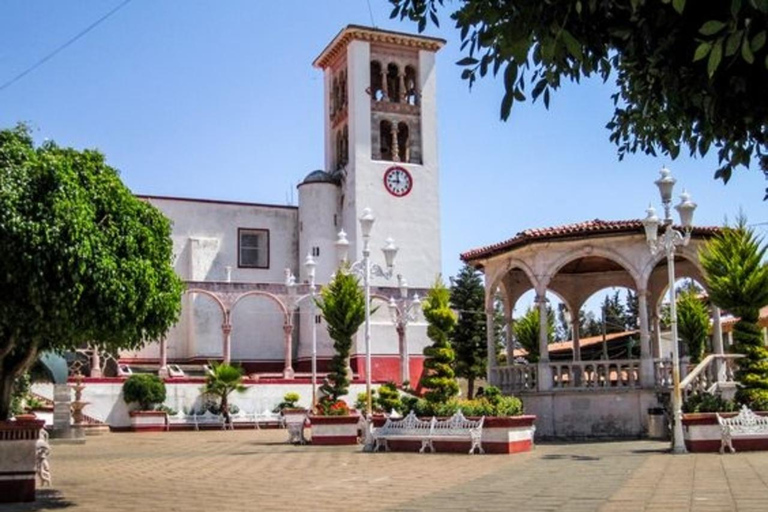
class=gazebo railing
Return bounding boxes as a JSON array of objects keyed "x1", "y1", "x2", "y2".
[
  {"x1": 492, "y1": 365, "x2": 538, "y2": 394},
  {"x1": 550, "y1": 360, "x2": 641, "y2": 389}
]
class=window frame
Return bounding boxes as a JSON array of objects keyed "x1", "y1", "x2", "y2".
[{"x1": 237, "y1": 228, "x2": 270, "y2": 269}]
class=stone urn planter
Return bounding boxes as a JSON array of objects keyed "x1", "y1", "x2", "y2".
[
  {"x1": 0, "y1": 417, "x2": 46, "y2": 503},
  {"x1": 370, "y1": 414, "x2": 537, "y2": 454},
  {"x1": 282, "y1": 408, "x2": 309, "y2": 444},
  {"x1": 682, "y1": 411, "x2": 768, "y2": 452},
  {"x1": 308, "y1": 414, "x2": 361, "y2": 445},
  {"x1": 129, "y1": 410, "x2": 167, "y2": 432}
]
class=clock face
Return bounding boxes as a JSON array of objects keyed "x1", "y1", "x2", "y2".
[{"x1": 383, "y1": 166, "x2": 413, "y2": 197}]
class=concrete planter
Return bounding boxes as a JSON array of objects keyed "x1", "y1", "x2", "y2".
[
  {"x1": 129, "y1": 411, "x2": 167, "y2": 432},
  {"x1": 0, "y1": 418, "x2": 45, "y2": 503},
  {"x1": 683, "y1": 412, "x2": 768, "y2": 452},
  {"x1": 370, "y1": 415, "x2": 537, "y2": 454},
  {"x1": 309, "y1": 414, "x2": 360, "y2": 445}
]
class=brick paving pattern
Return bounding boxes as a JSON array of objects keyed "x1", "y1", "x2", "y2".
[{"x1": 3, "y1": 430, "x2": 768, "y2": 511}]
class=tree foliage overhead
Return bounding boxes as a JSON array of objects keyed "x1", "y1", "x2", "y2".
[
  {"x1": 420, "y1": 276, "x2": 460, "y2": 407},
  {"x1": 0, "y1": 124, "x2": 184, "y2": 420},
  {"x1": 392, "y1": 0, "x2": 768, "y2": 197},
  {"x1": 699, "y1": 216, "x2": 768, "y2": 408},
  {"x1": 449, "y1": 264, "x2": 487, "y2": 398}
]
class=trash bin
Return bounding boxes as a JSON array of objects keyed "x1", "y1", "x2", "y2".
[{"x1": 647, "y1": 407, "x2": 668, "y2": 440}]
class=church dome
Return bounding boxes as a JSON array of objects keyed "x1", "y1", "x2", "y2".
[{"x1": 300, "y1": 170, "x2": 341, "y2": 185}]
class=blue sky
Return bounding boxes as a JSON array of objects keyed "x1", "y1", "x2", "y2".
[{"x1": 1, "y1": 1, "x2": 765, "y2": 316}]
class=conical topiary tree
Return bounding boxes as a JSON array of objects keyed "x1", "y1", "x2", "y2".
[
  {"x1": 420, "y1": 276, "x2": 459, "y2": 409},
  {"x1": 700, "y1": 217, "x2": 768, "y2": 409},
  {"x1": 315, "y1": 265, "x2": 366, "y2": 412},
  {"x1": 676, "y1": 289, "x2": 710, "y2": 364}
]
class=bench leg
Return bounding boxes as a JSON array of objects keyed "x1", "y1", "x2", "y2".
[
  {"x1": 470, "y1": 432, "x2": 484, "y2": 455},
  {"x1": 720, "y1": 428, "x2": 735, "y2": 454},
  {"x1": 419, "y1": 439, "x2": 431, "y2": 453}
]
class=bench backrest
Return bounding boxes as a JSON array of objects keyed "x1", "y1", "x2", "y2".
[
  {"x1": 379, "y1": 411, "x2": 433, "y2": 436},
  {"x1": 432, "y1": 411, "x2": 484, "y2": 435},
  {"x1": 717, "y1": 405, "x2": 768, "y2": 433}
]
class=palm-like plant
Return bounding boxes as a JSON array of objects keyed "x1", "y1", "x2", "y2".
[
  {"x1": 315, "y1": 264, "x2": 366, "y2": 409},
  {"x1": 513, "y1": 306, "x2": 555, "y2": 363},
  {"x1": 700, "y1": 217, "x2": 768, "y2": 408},
  {"x1": 204, "y1": 362, "x2": 247, "y2": 423},
  {"x1": 676, "y1": 290, "x2": 710, "y2": 364}
]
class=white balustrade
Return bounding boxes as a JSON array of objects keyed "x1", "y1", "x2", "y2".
[
  {"x1": 492, "y1": 365, "x2": 537, "y2": 394},
  {"x1": 549, "y1": 360, "x2": 641, "y2": 389},
  {"x1": 679, "y1": 354, "x2": 743, "y2": 400}
]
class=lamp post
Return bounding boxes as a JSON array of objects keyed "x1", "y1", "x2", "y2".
[
  {"x1": 335, "y1": 208, "x2": 397, "y2": 417},
  {"x1": 388, "y1": 275, "x2": 422, "y2": 385},
  {"x1": 286, "y1": 253, "x2": 319, "y2": 408},
  {"x1": 641, "y1": 166, "x2": 697, "y2": 454}
]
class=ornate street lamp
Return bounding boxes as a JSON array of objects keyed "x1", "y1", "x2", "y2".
[
  {"x1": 334, "y1": 208, "x2": 397, "y2": 417},
  {"x1": 388, "y1": 275, "x2": 421, "y2": 384},
  {"x1": 641, "y1": 167, "x2": 697, "y2": 454},
  {"x1": 286, "y1": 252, "x2": 319, "y2": 407}
]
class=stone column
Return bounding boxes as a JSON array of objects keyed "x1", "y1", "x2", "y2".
[
  {"x1": 486, "y1": 305, "x2": 498, "y2": 384},
  {"x1": 52, "y1": 383, "x2": 72, "y2": 436},
  {"x1": 652, "y1": 313, "x2": 662, "y2": 359},
  {"x1": 397, "y1": 324, "x2": 408, "y2": 385},
  {"x1": 90, "y1": 348, "x2": 102, "y2": 378},
  {"x1": 506, "y1": 311, "x2": 515, "y2": 363},
  {"x1": 572, "y1": 308, "x2": 582, "y2": 362},
  {"x1": 638, "y1": 290, "x2": 654, "y2": 387},
  {"x1": 283, "y1": 323, "x2": 295, "y2": 379},
  {"x1": 158, "y1": 338, "x2": 169, "y2": 378},
  {"x1": 222, "y1": 322, "x2": 232, "y2": 365},
  {"x1": 536, "y1": 293, "x2": 552, "y2": 391},
  {"x1": 399, "y1": 73, "x2": 406, "y2": 102},
  {"x1": 391, "y1": 124, "x2": 400, "y2": 162},
  {"x1": 711, "y1": 306, "x2": 726, "y2": 381}
]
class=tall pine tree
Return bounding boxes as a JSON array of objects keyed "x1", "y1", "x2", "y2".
[{"x1": 449, "y1": 264, "x2": 487, "y2": 399}]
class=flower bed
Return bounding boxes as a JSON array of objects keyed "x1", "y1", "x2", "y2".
[
  {"x1": 683, "y1": 411, "x2": 768, "y2": 452},
  {"x1": 129, "y1": 410, "x2": 167, "y2": 432},
  {"x1": 0, "y1": 417, "x2": 45, "y2": 503},
  {"x1": 308, "y1": 414, "x2": 361, "y2": 445},
  {"x1": 370, "y1": 414, "x2": 536, "y2": 454}
]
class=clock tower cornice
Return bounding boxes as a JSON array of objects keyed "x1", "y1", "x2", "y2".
[{"x1": 313, "y1": 24, "x2": 445, "y2": 70}]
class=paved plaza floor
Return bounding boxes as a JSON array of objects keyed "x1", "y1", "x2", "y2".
[{"x1": 4, "y1": 430, "x2": 768, "y2": 512}]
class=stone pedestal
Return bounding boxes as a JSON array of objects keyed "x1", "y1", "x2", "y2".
[
  {"x1": 0, "y1": 418, "x2": 45, "y2": 503},
  {"x1": 52, "y1": 383, "x2": 71, "y2": 437}
]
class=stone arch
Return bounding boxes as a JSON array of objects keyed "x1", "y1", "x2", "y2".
[
  {"x1": 380, "y1": 119, "x2": 393, "y2": 161},
  {"x1": 184, "y1": 288, "x2": 227, "y2": 318},
  {"x1": 370, "y1": 60, "x2": 384, "y2": 100},
  {"x1": 404, "y1": 65, "x2": 418, "y2": 105},
  {"x1": 231, "y1": 290, "x2": 290, "y2": 322},
  {"x1": 544, "y1": 245, "x2": 641, "y2": 291},
  {"x1": 396, "y1": 122, "x2": 409, "y2": 163},
  {"x1": 386, "y1": 62, "x2": 400, "y2": 102},
  {"x1": 640, "y1": 244, "x2": 706, "y2": 287},
  {"x1": 485, "y1": 258, "x2": 539, "y2": 308}
]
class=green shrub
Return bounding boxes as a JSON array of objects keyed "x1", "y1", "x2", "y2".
[
  {"x1": 420, "y1": 277, "x2": 460, "y2": 406},
  {"x1": 273, "y1": 392, "x2": 301, "y2": 412},
  {"x1": 682, "y1": 392, "x2": 738, "y2": 413},
  {"x1": 377, "y1": 382, "x2": 403, "y2": 413},
  {"x1": 122, "y1": 374, "x2": 166, "y2": 411},
  {"x1": 355, "y1": 390, "x2": 377, "y2": 412}
]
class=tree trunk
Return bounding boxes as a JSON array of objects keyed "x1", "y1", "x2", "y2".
[
  {"x1": 467, "y1": 377, "x2": 475, "y2": 400},
  {"x1": 0, "y1": 374, "x2": 16, "y2": 421}
]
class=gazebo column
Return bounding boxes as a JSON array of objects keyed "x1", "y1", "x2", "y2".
[
  {"x1": 283, "y1": 323, "x2": 295, "y2": 379},
  {"x1": 711, "y1": 306, "x2": 726, "y2": 381},
  {"x1": 536, "y1": 293, "x2": 552, "y2": 391},
  {"x1": 638, "y1": 290, "x2": 654, "y2": 387},
  {"x1": 486, "y1": 304, "x2": 498, "y2": 384},
  {"x1": 505, "y1": 305, "x2": 515, "y2": 363}
]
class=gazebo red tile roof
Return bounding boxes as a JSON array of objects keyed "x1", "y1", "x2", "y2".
[{"x1": 461, "y1": 219, "x2": 720, "y2": 263}]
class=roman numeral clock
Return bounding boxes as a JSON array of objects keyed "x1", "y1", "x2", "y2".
[{"x1": 383, "y1": 166, "x2": 413, "y2": 197}]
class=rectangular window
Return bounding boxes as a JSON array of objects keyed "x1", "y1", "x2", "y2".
[
  {"x1": 315, "y1": 315, "x2": 322, "y2": 324},
  {"x1": 238, "y1": 228, "x2": 269, "y2": 268},
  {"x1": 312, "y1": 246, "x2": 320, "y2": 257}
]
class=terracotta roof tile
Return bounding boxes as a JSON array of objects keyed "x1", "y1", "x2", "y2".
[{"x1": 461, "y1": 219, "x2": 720, "y2": 263}]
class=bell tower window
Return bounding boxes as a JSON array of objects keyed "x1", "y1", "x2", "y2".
[
  {"x1": 386, "y1": 63, "x2": 401, "y2": 103},
  {"x1": 397, "y1": 122, "x2": 410, "y2": 163},
  {"x1": 370, "y1": 60, "x2": 385, "y2": 100},
  {"x1": 380, "y1": 120, "x2": 393, "y2": 161}
]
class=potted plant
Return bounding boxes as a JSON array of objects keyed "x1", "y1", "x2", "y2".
[
  {"x1": 310, "y1": 266, "x2": 364, "y2": 445},
  {"x1": 203, "y1": 362, "x2": 247, "y2": 428},
  {"x1": 122, "y1": 374, "x2": 167, "y2": 432}
]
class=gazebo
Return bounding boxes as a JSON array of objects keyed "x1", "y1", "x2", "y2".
[{"x1": 461, "y1": 219, "x2": 724, "y2": 438}]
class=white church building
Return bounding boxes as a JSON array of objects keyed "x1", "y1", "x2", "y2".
[{"x1": 119, "y1": 26, "x2": 446, "y2": 386}]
